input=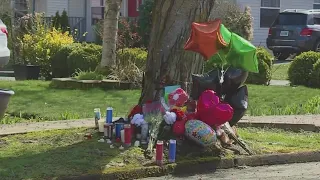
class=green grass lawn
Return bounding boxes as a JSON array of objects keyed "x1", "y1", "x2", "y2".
[
  {"x1": 0, "y1": 127, "x2": 319, "y2": 180},
  {"x1": 2, "y1": 80, "x2": 320, "y2": 124},
  {"x1": 272, "y1": 63, "x2": 290, "y2": 80}
]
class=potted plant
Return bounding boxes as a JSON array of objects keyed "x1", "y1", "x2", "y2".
[
  {"x1": 13, "y1": 63, "x2": 40, "y2": 81},
  {"x1": 0, "y1": 89, "x2": 14, "y2": 119},
  {"x1": 13, "y1": 32, "x2": 40, "y2": 81}
]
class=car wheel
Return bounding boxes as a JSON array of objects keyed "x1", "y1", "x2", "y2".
[
  {"x1": 273, "y1": 52, "x2": 290, "y2": 60},
  {"x1": 314, "y1": 41, "x2": 320, "y2": 52}
]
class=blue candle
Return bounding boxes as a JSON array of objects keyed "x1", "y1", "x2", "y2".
[
  {"x1": 168, "y1": 139, "x2": 176, "y2": 163},
  {"x1": 106, "y1": 107, "x2": 113, "y2": 123}
]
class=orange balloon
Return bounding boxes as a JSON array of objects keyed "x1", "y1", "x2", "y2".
[{"x1": 184, "y1": 19, "x2": 223, "y2": 60}]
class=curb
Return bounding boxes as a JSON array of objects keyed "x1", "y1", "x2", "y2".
[
  {"x1": 237, "y1": 122, "x2": 320, "y2": 132},
  {"x1": 59, "y1": 151, "x2": 320, "y2": 180}
]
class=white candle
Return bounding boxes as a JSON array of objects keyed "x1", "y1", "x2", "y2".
[
  {"x1": 98, "y1": 119, "x2": 105, "y2": 132},
  {"x1": 121, "y1": 130, "x2": 125, "y2": 143}
]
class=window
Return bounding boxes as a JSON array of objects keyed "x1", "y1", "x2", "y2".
[
  {"x1": 260, "y1": 0, "x2": 280, "y2": 28},
  {"x1": 314, "y1": 0, "x2": 320, "y2": 9},
  {"x1": 274, "y1": 13, "x2": 307, "y2": 25},
  {"x1": 91, "y1": 7, "x2": 104, "y2": 24}
]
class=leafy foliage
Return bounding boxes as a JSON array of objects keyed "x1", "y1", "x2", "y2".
[
  {"x1": 246, "y1": 47, "x2": 274, "y2": 85},
  {"x1": 137, "y1": 0, "x2": 154, "y2": 48},
  {"x1": 19, "y1": 13, "x2": 74, "y2": 79},
  {"x1": 51, "y1": 43, "x2": 102, "y2": 78},
  {"x1": 210, "y1": 0, "x2": 253, "y2": 41},
  {"x1": 93, "y1": 18, "x2": 142, "y2": 48},
  {"x1": 288, "y1": 51, "x2": 320, "y2": 86},
  {"x1": 73, "y1": 70, "x2": 105, "y2": 80}
]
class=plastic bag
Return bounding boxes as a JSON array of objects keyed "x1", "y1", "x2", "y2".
[{"x1": 224, "y1": 85, "x2": 248, "y2": 126}]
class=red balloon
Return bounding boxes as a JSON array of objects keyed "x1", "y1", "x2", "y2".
[
  {"x1": 173, "y1": 119, "x2": 186, "y2": 136},
  {"x1": 212, "y1": 103, "x2": 234, "y2": 126},
  {"x1": 184, "y1": 19, "x2": 222, "y2": 60}
]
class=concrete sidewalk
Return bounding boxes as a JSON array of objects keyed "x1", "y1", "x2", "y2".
[{"x1": 1, "y1": 115, "x2": 320, "y2": 136}]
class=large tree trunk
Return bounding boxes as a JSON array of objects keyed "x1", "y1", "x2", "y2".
[
  {"x1": 101, "y1": 0, "x2": 122, "y2": 67},
  {"x1": 139, "y1": 0, "x2": 215, "y2": 104}
]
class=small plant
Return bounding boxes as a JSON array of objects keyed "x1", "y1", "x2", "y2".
[{"x1": 73, "y1": 70, "x2": 104, "y2": 80}]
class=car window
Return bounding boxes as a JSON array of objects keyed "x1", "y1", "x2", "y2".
[{"x1": 273, "y1": 13, "x2": 307, "y2": 26}]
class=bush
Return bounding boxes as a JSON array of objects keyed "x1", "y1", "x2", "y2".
[
  {"x1": 210, "y1": 1, "x2": 253, "y2": 41},
  {"x1": 117, "y1": 48, "x2": 147, "y2": 69},
  {"x1": 51, "y1": 43, "x2": 102, "y2": 78},
  {"x1": 309, "y1": 60, "x2": 320, "y2": 88},
  {"x1": 138, "y1": 0, "x2": 154, "y2": 48},
  {"x1": 288, "y1": 51, "x2": 320, "y2": 86},
  {"x1": 73, "y1": 70, "x2": 104, "y2": 80},
  {"x1": 19, "y1": 13, "x2": 74, "y2": 79},
  {"x1": 246, "y1": 47, "x2": 273, "y2": 85},
  {"x1": 52, "y1": 46, "x2": 147, "y2": 81},
  {"x1": 107, "y1": 48, "x2": 147, "y2": 84},
  {"x1": 93, "y1": 18, "x2": 142, "y2": 48}
]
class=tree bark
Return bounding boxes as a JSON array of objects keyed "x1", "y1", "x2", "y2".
[
  {"x1": 139, "y1": 0, "x2": 215, "y2": 104},
  {"x1": 101, "y1": 0, "x2": 122, "y2": 67}
]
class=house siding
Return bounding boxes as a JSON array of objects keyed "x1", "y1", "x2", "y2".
[
  {"x1": 34, "y1": 0, "x2": 47, "y2": 14},
  {"x1": 237, "y1": 0, "x2": 314, "y2": 47},
  {"x1": 46, "y1": 0, "x2": 68, "y2": 16},
  {"x1": 68, "y1": 0, "x2": 85, "y2": 17}
]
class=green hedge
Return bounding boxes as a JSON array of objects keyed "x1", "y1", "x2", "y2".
[
  {"x1": 51, "y1": 43, "x2": 102, "y2": 78},
  {"x1": 288, "y1": 51, "x2": 320, "y2": 87},
  {"x1": 246, "y1": 47, "x2": 274, "y2": 85},
  {"x1": 52, "y1": 44, "x2": 147, "y2": 78}
]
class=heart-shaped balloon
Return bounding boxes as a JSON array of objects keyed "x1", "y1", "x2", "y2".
[
  {"x1": 212, "y1": 103, "x2": 234, "y2": 126},
  {"x1": 197, "y1": 90, "x2": 220, "y2": 112}
]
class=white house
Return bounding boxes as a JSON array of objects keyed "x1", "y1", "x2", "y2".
[
  {"x1": 236, "y1": 0, "x2": 320, "y2": 47},
  {"x1": 29, "y1": 0, "x2": 142, "y2": 42}
]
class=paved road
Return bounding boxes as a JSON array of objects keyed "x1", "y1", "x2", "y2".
[{"x1": 143, "y1": 162, "x2": 320, "y2": 180}]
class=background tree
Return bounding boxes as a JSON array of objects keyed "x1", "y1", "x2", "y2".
[
  {"x1": 100, "y1": 0, "x2": 122, "y2": 68},
  {"x1": 139, "y1": 0, "x2": 216, "y2": 104}
]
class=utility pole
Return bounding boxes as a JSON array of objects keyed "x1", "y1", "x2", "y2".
[{"x1": 10, "y1": 0, "x2": 15, "y2": 64}]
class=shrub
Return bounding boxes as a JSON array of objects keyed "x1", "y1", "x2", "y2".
[
  {"x1": 51, "y1": 43, "x2": 102, "y2": 78},
  {"x1": 210, "y1": 1, "x2": 253, "y2": 41},
  {"x1": 246, "y1": 47, "x2": 273, "y2": 85},
  {"x1": 93, "y1": 18, "x2": 142, "y2": 48},
  {"x1": 288, "y1": 51, "x2": 320, "y2": 86},
  {"x1": 52, "y1": 10, "x2": 70, "y2": 32},
  {"x1": 73, "y1": 70, "x2": 104, "y2": 80},
  {"x1": 117, "y1": 48, "x2": 147, "y2": 69},
  {"x1": 308, "y1": 59, "x2": 320, "y2": 88},
  {"x1": 138, "y1": 0, "x2": 154, "y2": 48},
  {"x1": 19, "y1": 13, "x2": 74, "y2": 79}
]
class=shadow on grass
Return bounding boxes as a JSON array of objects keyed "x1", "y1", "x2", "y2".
[{"x1": 0, "y1": 134, "x2": 120, "y2": 180}]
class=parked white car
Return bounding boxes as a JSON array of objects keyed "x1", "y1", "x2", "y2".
[{"x1": 0, "y1": 19, "x2": 10, "y2": 67}]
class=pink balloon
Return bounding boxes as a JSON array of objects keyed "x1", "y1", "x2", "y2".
[
  {"x1": 212, "y1": 103, "x2": 234, "y2": 126},
  {"x1": 197, "y1": 90, "x2": 220, "y2": 112}
]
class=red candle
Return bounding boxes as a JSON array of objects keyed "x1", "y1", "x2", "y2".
[
  {"x1": 156, "y1": 140, "x2": 164, "y2": 166},
  {"x1": 124, "y1": 124, "x2": 132, "y2": 146}
]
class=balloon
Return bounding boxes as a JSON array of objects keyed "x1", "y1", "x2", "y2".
[
  {"x1": 184, "y1": 19, "x2": 224, "y2": 60},
  {"x1": 197, "y1": 90, "x2": 220, "y2": 111},
  {"x1": 173, "y1": 119, "x2": 187, "y2": 136},
  {"x1": 224, "y1": 85, "x2": 248, "y2": 126},
  {"x1": 185, "y1": 120, "x2": 217, "y2": 147},
  {"x1": 212, "y1": 103, "x2": 234, "y2": 126},
  {"x1": 222, "y1": 67, "x2": 248, "y2": 95},
  {"x1": 225, "y1": 33, "x2": 259, "y2": 73},
  {"x1": 190, "y1": 69, "x2": 220, "y2": 100}
]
